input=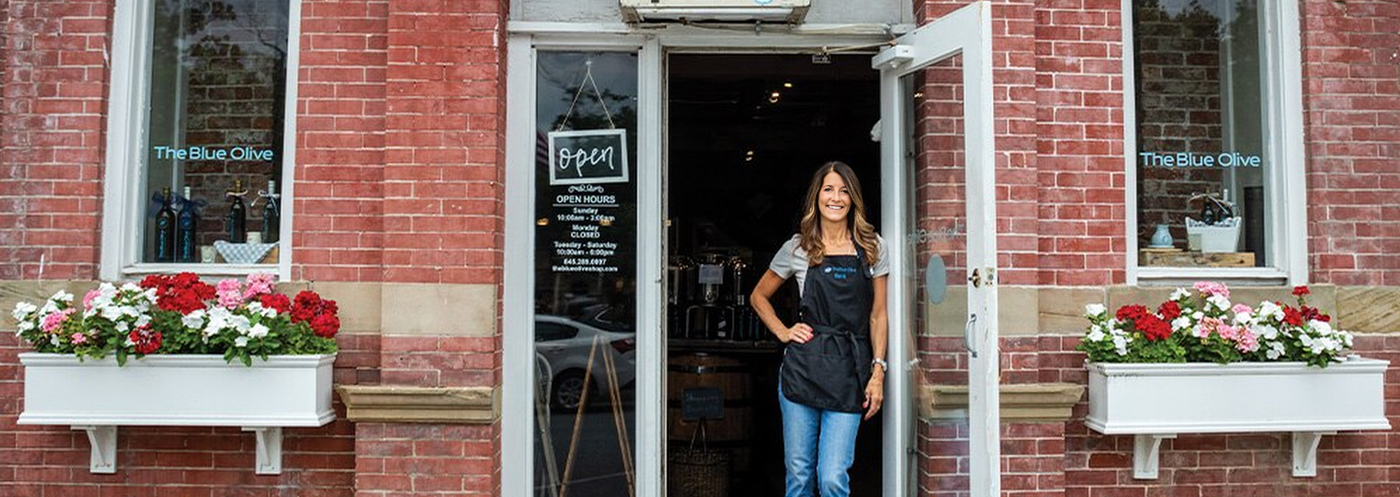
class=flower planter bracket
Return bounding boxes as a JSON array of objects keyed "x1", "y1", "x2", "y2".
[
  {"x1": 1132, "y1": 434, "x2": 1174, "y2": 479},
  {"x1": 73, "y1": 426, "x2": 117, "y2": 474},
  {"x1": 1291, "y1": 431, "x2": 1332, "y2": 477},
  {"x1": 1131, "y1": 431, "x2": 1334, "y2": 479},
  {"x1": 245, "y1": 427, "x2": 284, "y2": 475},
  {"x1": 68, "y1": 425, "x2": 290, "y2": 474}
]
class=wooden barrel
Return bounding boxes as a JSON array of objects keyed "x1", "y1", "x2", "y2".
[{"x1": 668, "y1": 353, "x2": 753, "y2": 472}]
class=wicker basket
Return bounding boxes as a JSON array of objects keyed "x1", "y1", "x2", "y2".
[{"x1": 668, "y1": 446, "x2": 730, "y2": 497}]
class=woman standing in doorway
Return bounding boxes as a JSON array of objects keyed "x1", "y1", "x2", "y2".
[{"x1": 750, "y1": 161, "x2": 889, "y2": 497}]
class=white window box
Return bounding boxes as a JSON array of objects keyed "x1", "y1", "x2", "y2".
[
  {"x1": 1086, "y1": 358, "x2": 1389, "y2": 479},
  {"x1": 18, "y1": 353, "x2": 336, "y2": 474}
]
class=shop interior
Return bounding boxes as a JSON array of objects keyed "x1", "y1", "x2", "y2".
[{"x1": 665, "y1": 54, "x2": 882, "y2": 497}]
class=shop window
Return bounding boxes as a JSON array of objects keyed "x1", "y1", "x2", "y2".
[
  {"x1": 1130, "y1": 0, "x2": 1305, "y2": 277},
  {"x1": 102, "y1": 0, "x2": 295, "y2": 277}
]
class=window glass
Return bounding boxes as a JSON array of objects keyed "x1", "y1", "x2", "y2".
[
  {"x1": 1135, "y1": 0, "x2": 1268, "y2": 268},
  {"x1": 533, "y1": 51, "x2": 638, "y2": 497},
  {"x1": 142, "y1": 0, "x2": 289, "y2": 264}
]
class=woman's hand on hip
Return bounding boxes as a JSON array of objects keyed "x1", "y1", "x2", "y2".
[
  {"x1": 782, "y1": 323, "x2": 813, "y2": 344},
  {"x1": 863, "y1": 371, "x2": 885, "y2": 420}
]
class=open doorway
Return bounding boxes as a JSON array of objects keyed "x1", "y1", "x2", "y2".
[{"x1": 665, "y1": 53, "x2": 882, "y2": 497}]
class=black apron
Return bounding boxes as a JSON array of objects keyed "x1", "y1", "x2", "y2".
[{"x1": 780, "y1": 244, "x2": 874, "y2": 413}]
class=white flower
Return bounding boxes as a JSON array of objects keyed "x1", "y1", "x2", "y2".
[
  {"x1": 114, "y1": 321, "x2": 129, "y2": 332},
  {"x1": 1251, "y1": 324, "x2": 1279, "y2": 340},
  {"x1": 1192, "y1": 311, "x2": 1204, "y2": 320},
  {"x1": 119, "y1": 282, "x2": 140, "y2": 293},
  {"x1": 17, "y1": 320, "x2": 34, "y2": 332},
  {"x1": 1342, "y1": 332, "x2": 1354, "y2": 347},
  {"x1": 135, "y1": 314, "x2": 151, "y2": 328},
  {"x1": 230, "y1": 315, "x2": 252, "y2": 334},
  {"x1": 1266, "y1": 342, "x2": 1285, "y2": 360},
  {"x1": 205, "y1": 308, "x2": 232, "y2": 337},
  {"x1": 183, "y1": 310, "x2": 207, "y2": 329},
  {"x1": 1206, "y1": 295, "x2": 1232, "y2": 312},
  {"x1": 13, "y1": 302, "x2": 37, "y2": 320},
  {"x1": 1171, "y1": 316, "x2": 1191, "y2": 331},
  {"x1": 1087, "y1": 329, "x2": 1106, "y2": 342},
  {"x1": 1232, "y1": 311, "x2": 1253, "y2": 326},
  {"x1": 234, "y1": 336, "x2": 249, "y2": 348},
  {"x1": 1084, "y1": 304, "x2": 1107, "y2": 318},
  {"x1": 1257, "y1": 300, "x2": 1283, "y2": 321},
  {"x1": 1112, "y1": 335, "x2": 1129, "y2": 356},
  {"x1": 249, "y1": 324, "x2": 269, "y2": 339},
  {"x1": 51, "y1": 290, "x2": 74, "y2": 303},
  {"x1": 1308, "y1": 320, "x2": 1333, "y2": 336},
  {"x1": 39, "y1": 300, "x2": 59, "y2": 316},
  {"x1": 1170, "y1": 288, "x2": 1190, "y2": 300},
  {"x1": 100, "y1": 305, "x2": 122, "y2": 321},
  {"x1": 49, "y1": 335, "x2": 61, "y2": 347}
]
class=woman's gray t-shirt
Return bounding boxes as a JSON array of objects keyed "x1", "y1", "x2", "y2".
[{"x1": 768, "y1": 234, "x2": 890, "y2": 296}]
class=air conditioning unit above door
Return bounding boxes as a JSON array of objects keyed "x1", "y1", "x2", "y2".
[{"x1": 620, "y1": 0, "x2": 811, "y2": 23}]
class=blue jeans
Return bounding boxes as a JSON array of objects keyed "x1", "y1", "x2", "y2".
[{"x1": 779, "y1": 383, "x2": 862, "y2": 497}]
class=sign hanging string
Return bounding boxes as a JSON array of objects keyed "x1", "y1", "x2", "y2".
[{"x1": 555, "y1": 59, "x2": 618, "y2": 132}]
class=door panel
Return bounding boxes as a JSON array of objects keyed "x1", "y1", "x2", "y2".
[{"x1": 877, "y1": 3, "x2": 999, "y2": 496}]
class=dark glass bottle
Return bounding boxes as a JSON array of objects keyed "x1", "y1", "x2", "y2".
[
  {"x1": 176, "y1": 186, "x2": 198, "y2": 262},
  {"x1": 154, "y1": 186, "x2": 176, "y2": 262},
  {"x1": 225, "y1": 179, "x2": 246, "y2": 243},
  {"x1": 261, "y1": 179, "x2": 280, "y2": 244}
]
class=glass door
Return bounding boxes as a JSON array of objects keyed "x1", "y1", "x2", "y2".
[{"x1": 875, "y1": 3, "x2": 1000, "y2": 496}]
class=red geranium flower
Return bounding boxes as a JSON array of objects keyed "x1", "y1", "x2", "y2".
[
  {"x1": 1282, "y1": 306, "x2": 1304, "y2": 327},
  {"x1": 128, "y1": 325, "x2": 162, "y2": 355},
  {"x1": 291, "y1": 291, "x2": 340, "y2": 338},
  {"x1": 259, "y1": 293, "x2": 292, "y2": 314},
  {"x1": 1292, "y1": 285, "x2": 1310, "y2": 297},
  {"x1": 1116, "y1": 305, "x2": 1149, "y2": 322},
  {"x1": 1136, "y1": 315, "x2": 1173, "y2": 341},
  {"x1": 1157, "y1": 301, "x2": 1182, "y2": 321},
  {"x1": 140, "y1": 272, "x2": 216, "y2": 314}
]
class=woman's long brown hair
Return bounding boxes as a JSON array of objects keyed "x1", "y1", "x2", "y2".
[{"x1": 797, "y1": 161, "x2": 881, "y2": 267}]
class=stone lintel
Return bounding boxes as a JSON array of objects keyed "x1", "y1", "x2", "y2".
[
  {"x1": 921, "y1": 383, "x2": 1085, "y2": 423},
  {"x1": 337, "y1": 385, "x2": 499, "y2": 424}
]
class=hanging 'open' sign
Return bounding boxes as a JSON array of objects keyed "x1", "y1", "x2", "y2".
[{"x1": 548, "y1": 129, "x2": 630, "y2": 186}]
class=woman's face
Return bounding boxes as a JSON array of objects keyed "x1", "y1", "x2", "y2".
[{"x1": 817, "y1": 171, "x2": 851, "y2": 225}]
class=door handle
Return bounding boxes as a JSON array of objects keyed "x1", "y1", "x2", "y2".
[{"x1": 963, "y1": 313, "x2": 978, "y2": 358}]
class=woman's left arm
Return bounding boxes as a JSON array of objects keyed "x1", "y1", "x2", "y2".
[{"x1": 864, "y1": 274, "x2": 888, "y2": 420}]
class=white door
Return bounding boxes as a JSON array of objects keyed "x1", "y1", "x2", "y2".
[{"x1": 875, "y1": 3, "x2": 1001, "y2": 496}]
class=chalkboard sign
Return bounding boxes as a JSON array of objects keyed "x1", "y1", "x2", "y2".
[
  {"x1": 681, "y1": 387, "x2": 725, "y2": 421},
  {"x1": 548, "y1": 129, "x2": 630, "y2": 186}
]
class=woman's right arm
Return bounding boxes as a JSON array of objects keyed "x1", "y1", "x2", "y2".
[{"x1": 750, "y1": 269, "x2": 811, "y2": 344}]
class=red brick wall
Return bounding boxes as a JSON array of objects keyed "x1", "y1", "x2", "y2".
[
  {"x1": 1033, "y1": 0, "x2": 1127, "y2": 286},
  {"x1": 353, "y1": 424, "x2": 499, "y2": 496},
  {"x1": 292, "y1": 0, "x2": 389, "y2": 283},
  {"x1": 1300, "y1": 0, "x2": 1400, "y2": 285}
]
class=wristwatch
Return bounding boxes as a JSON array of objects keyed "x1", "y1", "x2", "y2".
[{"x1": 872, "y1": 358, "x2": 888, "y2": 372}]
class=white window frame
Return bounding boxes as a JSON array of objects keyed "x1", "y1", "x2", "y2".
[
  {"x1": 99, "y1": 0, "x2": 302, "y2": 281},
  {"x1": 1123, "y1": 0, "x2": 1308, "y2": 286}
]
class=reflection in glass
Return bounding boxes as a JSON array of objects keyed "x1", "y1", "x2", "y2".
[
  {"x1": 534, "y1": 51, "x2": 638, "y2": 497},
  {"x1": 1134, "y1": 0, "x2": 1267, "y2": 266},
  {"x1": 143, "y1": 0, "x2": 288, "y2": 264},
  {"x1": 903, "y1": 57, "x2": 974, "y2": 495}
]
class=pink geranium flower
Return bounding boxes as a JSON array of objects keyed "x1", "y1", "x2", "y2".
[
  {"x1": 1235, "y1": 327, "x2": 1259, "y2": 353},
  {"x1": 216, "y1": 279, "x2": 243, "y2": 309},
  {"x1": 1232, "y1": 303, "x2": 1252, "y2": 315},
  {"x1": 243, "y1": 273, "x2": 275, "y2": 300},
  {"x1": 41, "y1": 309, "x2": 75, "y2": 334},
  {"x1": 70, "y1": 332, "x2": 88, "y2": 345},
  {"x1": 1194, "y1": 281, "x2": 1230, "y2": 299}
]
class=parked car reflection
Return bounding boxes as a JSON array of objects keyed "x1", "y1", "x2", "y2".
[{"x1": 534, "y1": 315, "x2": 636, "y2": 411}]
